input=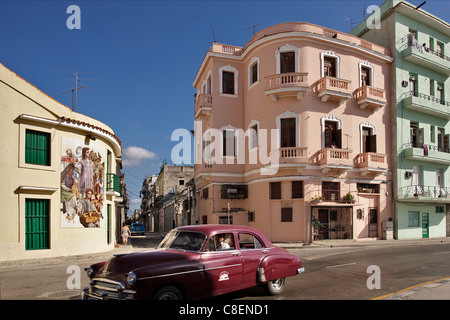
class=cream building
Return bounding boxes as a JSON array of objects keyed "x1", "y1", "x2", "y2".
[
  {"x1": 0, "y1": 63, "x2": 123, "y2": 261},
  {"x1": 193, "y1": 22, "x2": 394, "y2": 242}
]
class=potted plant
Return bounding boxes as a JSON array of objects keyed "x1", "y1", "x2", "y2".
[
  {"x1": 343, "y1": 192, "x2": 355, "y2": 203},
  {"x1": 310, "y1": 195, "x2": 323, "y2": 204}
]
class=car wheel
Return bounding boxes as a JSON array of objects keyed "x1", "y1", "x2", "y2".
[
  {"x1": 153, "y1": 286, "x2": 183, "y2": 300},
  {"x1": 264, "y1": 278, "x2": 286, "y2": 295}
]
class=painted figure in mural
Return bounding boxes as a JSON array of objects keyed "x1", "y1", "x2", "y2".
[
  {"x1": 79, "y1": 147, "x2": 94, "y2": 197},
  {"x1": 60, "y1": 163, "x2": 82, "y2": 222}
]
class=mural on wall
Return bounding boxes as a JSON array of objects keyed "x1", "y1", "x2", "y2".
[{"x1": 60, "y1": 137, "x2": 105, "y2": 228}]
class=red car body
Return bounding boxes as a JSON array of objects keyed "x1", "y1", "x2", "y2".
[{"x1": 82, "y1": 225, "x2": 304, "y2": 300}]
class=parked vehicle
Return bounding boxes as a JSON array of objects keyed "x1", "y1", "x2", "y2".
[
  {"x1": 129, "y1": 223, "x2": 145, "y2": 236},
  {"x1": 82, "y1": 224, "x2": 304, "y2": 300}
]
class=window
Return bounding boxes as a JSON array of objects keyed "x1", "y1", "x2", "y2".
[
  {"x1": 362, "y1": 126, "x2": 376, "y2": 153},
  {"x1": 323, "y1": 57, "x2": 336, "y2": 77},
  {"x1": 409, "y1": 73, "x2": 417, "y2": 96},
  {"x1": 322, "y1": 182, "x2": 340, "y2": 201},
  {"x1": 292, "y1": 181, "x2": 303, "y2": 199},
  {"x1": 25, "y1": 129, "x2": 51, "y2": 166},
  {"x1": 223, "y1": 129, "x2": 236, "y2": 157},
  {"x1": 280, "y1": 52, "x2": 295, "y2": 73},
  {"x1": 222, "y1": 71, "x2": 235, "y2": 94},
  {"x1": 410, "y1": 122, "x2": 422, "y2": 147},
  {"x1": 437, "y1": 83, "x2": 445, "y2": 104},
  {"x1": 238, "y1": 233, "x2": 263, "y2": 249},
  {"x1": 408, "y1": 211, "x2": 420, "y2": 227},
  {"x1": 202, "y1": 187, "x2": 208, "y2": 199},
  {"x1": 281, "y1": 118, "x2": 296, "y2": 148},
  {"x1": 361, "y1": 66, "x2": 371, "y2": 86},
  {"x1": 250, "y1": 62, "x2": 258, "y2": 85},
  {"x1": 220, "y1": 184, "x2": 248, "y2": 199},
  {"x1": 179, "y1": 179, "x2": 185, "y2": 186},
  {"x1": 249, "y1": 123, "x2": 258, "y2": 149},
  {"x1": 25, "y1": 198, "x2": 50, "y2": 250},
  {"x1": 270, "y1": 182, "x2": 281, "y2": 199},
  {"x1": 281, "y1": 207, "x2": 293, "y2": 222},
  {"x1": 324, "y1": 120, "x2": 341, "y2": 148}
]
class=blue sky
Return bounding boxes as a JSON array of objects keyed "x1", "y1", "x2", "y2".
[{"x1": 1, "y1": 0, "x2": 448, "y2": 213}]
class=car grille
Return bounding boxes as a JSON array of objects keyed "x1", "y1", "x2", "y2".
[{"x1": 87, "y1": 278, "x2": 135, "y2": 300}]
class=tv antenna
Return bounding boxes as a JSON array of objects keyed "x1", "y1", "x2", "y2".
[
  {"x1": 244, "y1": 24, "x2": 261, "y2": 35},
  {"x1": 57, "y1": 71, "x2": 97, "y2": 112},
  {"x1": 210, "y1": 23, "x2": 219, "y2": 43},
  {"x1": 345, "y1": 17, "x2": 357, "y2": 31}
]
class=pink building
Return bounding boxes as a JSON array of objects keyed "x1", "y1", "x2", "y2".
[{"x1": 193, "y1": 22, "x2": 393, "y2": 242}]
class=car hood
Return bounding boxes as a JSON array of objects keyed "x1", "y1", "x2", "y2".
[{"x1": 101, "y1": 249, "x2": 199, "y2": 276}]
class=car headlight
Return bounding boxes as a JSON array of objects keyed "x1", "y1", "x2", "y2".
[
  {"x1": 126, "y1": 272, "x2": 137, "y2": 286},
  {"x1": 85, "y1": 267, "x2": 94, "y2": 278}
]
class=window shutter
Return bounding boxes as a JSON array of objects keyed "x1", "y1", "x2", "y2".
[
  {"x1": 281, "y1": 207, "x2": 293, "y2": 222},
  {"x1": 270, "y1": 182, "x2": 281, "y2": 199},
  {"x1": 292, "y1": 181, "x2": 303, "y2": 198},
  {"x1": 444, "y1": 134, "x2": 450, "y2": 153},
  {"x1": 333, "y1": 129, "x2": 342, "y2": 149},
  {"x1": 368, "y1": 135, "x2": 377, "y2": 153}
]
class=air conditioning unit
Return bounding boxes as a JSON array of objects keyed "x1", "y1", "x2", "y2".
[
  {"x1": 405, "y1": 171, "x2": 413, "y2": 178},
  {"x1": 401, "y1": 80, "x2": 409, "y2": 87}
]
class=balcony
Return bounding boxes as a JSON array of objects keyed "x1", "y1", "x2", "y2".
[
  {"x1": 273, "y1": 147, "x2": 308, "y2": 171},
  {"x1": 402, "y1": 39, "x2": 450, "y2": 76},
  {"x1": 398, "y1": 185, "x2": 450, "y2": 203},
  {"x1": 317, "y1": 148, "x2": 353, "y2": 173},
  {"x1": 353, "y1": 86, "x2": 387, "y2": 111},
  {"x1": 195, "y1": 94, "x2": 213, "y2": 118},
  {"x1": 354, "y1": 152, "x2": 388, "y2": 176},
  {"x1": 106, "y1": 173, "x2": 122, "y2": 197},
  {"x1": 317, "y1": 76, "x2": 352, "y2": 104},
  {"x1": 403, "y1": 143, "x2": 450, "y2": 165},
  {"x1": 265, "y1": 73, "x2": 309, "y2": 101},
  {"x1": 403, "y1": 92, "x2": 450, "y2": 119}
]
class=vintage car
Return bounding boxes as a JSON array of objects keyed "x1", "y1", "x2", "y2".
[
  {"x1": 130, "y1": 223, "x2": 145, "y2": 236},
  {"x1": 82, "y1": 225, "x2": 304, "y2": 300}
]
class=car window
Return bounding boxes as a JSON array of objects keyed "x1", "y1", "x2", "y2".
[
  {"x1": 158, "y1": 231, "x2": 206, "y2": 252},
  {"x1": 238, "y1": 233, "x2": 264, "y2": 250},
  {"x1": 205, "y1": 233, "x2": 235, "y2": 251}
]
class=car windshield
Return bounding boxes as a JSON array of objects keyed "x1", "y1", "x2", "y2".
[{"x1": 158, "y1": 230, "x2": 207, "y2": 252}]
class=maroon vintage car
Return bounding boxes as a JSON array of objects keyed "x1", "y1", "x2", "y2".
[{"x1": 82, "y1": 225, "x2": 304, "y2": 300}]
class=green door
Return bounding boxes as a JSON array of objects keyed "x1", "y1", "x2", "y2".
[
  {"x1": 422, "y1": 213, "x2": 429, "y2": 238},
  {"x1": 25, "y1": 199, "x2": 50, "y2": 250}
]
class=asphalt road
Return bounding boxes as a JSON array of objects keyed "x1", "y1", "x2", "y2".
[{"x1": 1, "y1": 235, "x2": 449, "y2": 301}]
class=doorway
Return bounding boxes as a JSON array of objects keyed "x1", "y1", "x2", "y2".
[
  {"x1": 422, "y1": 213, "x2": 429, "y2": 238},
  {"x1": 312, "y1": 207, "x2": 353, "y2": 240}
]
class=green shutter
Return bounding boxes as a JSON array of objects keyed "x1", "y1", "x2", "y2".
[
  {"x1": 107, "y1": 204, "x2": 111, "y2": 244},
  {"x1": 25, "y1": 129, "x2": 50, "y2": 165},
  {"x1": 25, "y1": 199, "x2": 50, "y2": 250}
]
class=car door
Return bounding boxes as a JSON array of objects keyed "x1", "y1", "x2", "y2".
[
  {"x1": 201, "y1": 232, "x2": 243, "y2": 295},
  {"x1": 237, "y1": 232, "x2": 269, "y2": 285}
]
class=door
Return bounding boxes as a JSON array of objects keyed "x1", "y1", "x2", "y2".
[
  {"x1": 202, "y1": 233, "x2": 243, "y2": 295},
  {"x1": 237, "y1": 232, "x2": 267, "y2": 285},
  {"x1": 368, "y1": 208, "x2": 378, "y2": 238},
  {"x1": 422, "y1": 213, "x2": 429, "y2": 238},
  {"x1": 324, "y1": 57, "x2": 336, "y2": 77}
]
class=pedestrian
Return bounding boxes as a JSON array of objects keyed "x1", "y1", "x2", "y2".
[{"x1": 121, "y1": 224, "x2": 131, "y2": 246}]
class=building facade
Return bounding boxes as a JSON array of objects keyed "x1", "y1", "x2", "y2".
[
  {"x1": 0, "y1": 63, "x2": 124, "y2": 261},
  {"x1": 351, "y1": 0, "x2": 450, "y2": 239},
  {"x1": 193, "y1": 22, "x2": 393, "y2": 242}
]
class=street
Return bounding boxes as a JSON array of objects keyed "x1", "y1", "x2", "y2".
[{"x1": 1, "y1": 233, "x2": 449, "y2": 300}]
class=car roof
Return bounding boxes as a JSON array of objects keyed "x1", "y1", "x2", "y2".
[{"x1": 175, "y1": 224, "x2": 273, "y2": 246}]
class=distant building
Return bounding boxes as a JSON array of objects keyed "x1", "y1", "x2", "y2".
[
  {"x1": 151, "y1": 165, "x2": 195, "y2": 232},
  {"x1": 193, "y1": 22, "x2": 393, "y2": 242},
  {"x1": 0, "y1": 63, "x2": 124, "y2": 261},
  {"x1": 351, "y1": 0, "x2": 450, "y2": 239}
]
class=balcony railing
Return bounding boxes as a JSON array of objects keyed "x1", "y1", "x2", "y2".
[
  {"x1": 265, "y1": 72, "x2": 309, "y2": 101},
  {"x1": 354, "y1": 152, "x2": 387, "y2": 168},
  {"x1": 275, "y1": 147, "x2": 308, "y2": 164},
  {"x1": 317, "y1": 76, "x2": 352, "y2": 103},
  {"x1": 353, "y1": 86, "x2": 386, "y2": 110},
  {"x1": 317, "y1": 148, "x2": 353, "y2": 172},
  {"x1": 195, "y1": 94, "x2": 213, "y2": 118},
  {"x1": 401, "y1": 34, "x2": 450, "y2": 75},
  {"x1": 106, "y1": 173, "x2": 122, "y2": 197},
  {"x1": 398, "y1": 185, "x2": 450, "y2": 200}
]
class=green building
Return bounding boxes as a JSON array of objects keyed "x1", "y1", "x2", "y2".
[{"x1": 351, "y1": 0, "x2": 450, "y2": 239}]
